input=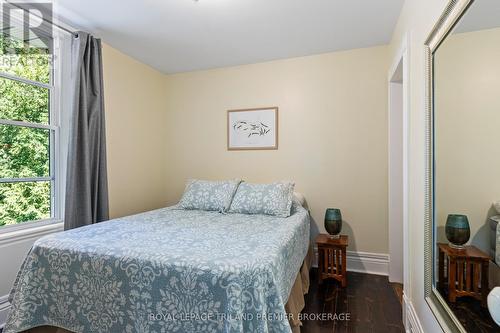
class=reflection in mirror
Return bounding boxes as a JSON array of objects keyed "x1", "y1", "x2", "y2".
[{"x1": 433, "y1": 0, "x2": 500, "y2": 330}]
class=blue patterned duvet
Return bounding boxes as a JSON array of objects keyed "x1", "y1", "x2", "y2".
[{"x1": 5, "y1": 204, "x2": 310, "y2": 333}]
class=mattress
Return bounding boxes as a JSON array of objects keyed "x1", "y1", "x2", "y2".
[{"x1": 4, "y1": 203, "x2": 310, "y2": 333}]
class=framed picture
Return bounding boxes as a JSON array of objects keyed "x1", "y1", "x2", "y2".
[{"x1": 227, "y1": 107, "x2": 278, "y2": 150}]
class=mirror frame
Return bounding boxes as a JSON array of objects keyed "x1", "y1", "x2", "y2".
[{"x1": 424, "y1": 0, "x2": 476, "y2": 332}]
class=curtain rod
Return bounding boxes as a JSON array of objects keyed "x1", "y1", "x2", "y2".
[
  {"x1": 5, "y1": 1, "x2": 78, "y2": 37},
  {"x1": 40, "y1": 16, "x2": 79, "y2": 37}
]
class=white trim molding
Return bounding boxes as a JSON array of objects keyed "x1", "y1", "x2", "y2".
[
  {"x1": 387, "y1": 31, "x2": 411, "y2": 288},
  {"x1": 346, "y1": 250, "x2": 389, "y2": 276},
  {"x1": 313, "y1": 246, "x2": 389, "y2": 276},
  {"x1": 0, "y1": 222, "x2": 63, "y2": 247},
  {"x1": 404, "y1": 295, "x2": 424, "y2": 333}
]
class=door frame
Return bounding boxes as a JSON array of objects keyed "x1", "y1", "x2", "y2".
[{"x1": 388, "y1": 32, "x2": 410, "y2": 303}]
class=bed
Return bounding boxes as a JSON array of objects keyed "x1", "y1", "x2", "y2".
[{"x1": 4, "y1": 201, "x2": 310, "y2": 333}]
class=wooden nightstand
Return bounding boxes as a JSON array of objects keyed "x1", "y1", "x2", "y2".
[
  {"x1": 438, "y1": 243, "x2": 490, "y2": 306},
  {"x1": 316, "y1": 234, "x2": 348, "y2": 287}
]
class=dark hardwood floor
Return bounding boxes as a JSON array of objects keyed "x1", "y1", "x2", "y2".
[
  {"x1": 438, "y1": 287, "x2": 500, "y2": 333},
  {"x1": 301, "y1": 270, "x2": 405, "y2": 333}
]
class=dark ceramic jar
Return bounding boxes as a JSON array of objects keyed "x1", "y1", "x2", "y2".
[
  {"x1": 325, "y1": 208, "x2": 342, "y2": 238},
  {"x1": 445, "y1": 214, "x2": 470, "y2": 249}
]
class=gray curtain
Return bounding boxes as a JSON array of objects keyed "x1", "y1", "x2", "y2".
[{"x1": 64, "y1": 32, "x2": 109, "y2": 230}]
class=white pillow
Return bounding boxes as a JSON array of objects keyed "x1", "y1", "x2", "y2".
[
  {"x1": 228, "y1": 181, "x2": 295, "y2": 217},
  {"x1": 494, "y1": 201, "x2": 500, "y2": 214},
  {"x1": 178, "y1": 179, "x2": 241, "y2": 212},
  {"x1": 293, "y1": 192, "x2": 305, "y2": 206}
]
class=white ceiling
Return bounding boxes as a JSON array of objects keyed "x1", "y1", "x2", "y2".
[
  {"x1": 54, "y1": 0, "x2": 404, "y2": 74},
  {"x1": 454, "y1": 0, "x2": 500, "y2": 34}
]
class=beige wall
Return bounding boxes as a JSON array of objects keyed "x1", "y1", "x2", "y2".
[
  {"x1": 102, "y1": 44, "x2": 169, "y2": 218},
  {"x1": 163, "y1": 46, "x2": 390, "y2": 254},
  {"x1": 435, "y1": 28, "x2": 500, "y2": 253}
]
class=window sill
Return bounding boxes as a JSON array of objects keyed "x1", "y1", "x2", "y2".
[{"x1": 0, "y1": 220, "x2": 63, "y2": 247}]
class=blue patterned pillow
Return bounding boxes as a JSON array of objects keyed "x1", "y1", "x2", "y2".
[
  {"x1": 179, "y1": 179, "x2": 241, "y2": 212},
  {"x1": 228, "y1": 182, "x2": 295, "y2": 217}
]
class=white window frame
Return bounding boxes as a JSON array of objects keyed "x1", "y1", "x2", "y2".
[{"x1": 0, "y1": 31, "x2": 64, "y2": 233}]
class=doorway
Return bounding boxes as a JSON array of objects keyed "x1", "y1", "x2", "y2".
[
  {"x1": 388, "y1": 37, "x2": 409, "y2": 306},
  {"x1": 389, "y1": 62, "x2": 404, "y2": 285}
]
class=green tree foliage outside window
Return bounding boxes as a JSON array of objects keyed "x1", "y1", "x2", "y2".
[{"x1": 0, "y1": 35, "x2": 52, "y2": 226}]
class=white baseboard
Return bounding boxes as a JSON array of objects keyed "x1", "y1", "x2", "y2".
[
  {"x1": 0, "y1": 294, "x2": 10, "y2": 330},
  {"x1": 403, "y1": 295, "x2": 423, "y2": 333},
  {"x1": 313, "y1": 246, "x2": 389, "y2": 276},
  {"x1": 345, "y1": 250, "x2": 389, "y2": 276}
]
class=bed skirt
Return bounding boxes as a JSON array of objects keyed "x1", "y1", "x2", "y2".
[
  {"x1": 19, "y1": 246, "x2": 313, "y2": 333},
  {"x1": 285, "y1": 244, "x2": 313, "y2": 333}
]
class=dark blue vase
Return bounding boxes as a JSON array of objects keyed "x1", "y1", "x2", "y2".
[
  {"x1": 325, "y1": 208, "x2": 342, "y2": 238},
  {"x1": 445, "y1": 214, "x2": 470, "y2": 249}
]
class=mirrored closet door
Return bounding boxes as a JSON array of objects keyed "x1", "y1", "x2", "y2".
[{"x1": 427, "y1": 0, "x2": 500, "y2": 331}]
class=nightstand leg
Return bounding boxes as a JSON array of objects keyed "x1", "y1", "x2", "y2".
[
  {"x1": 438, "y1": 249, "x2": 444, "y2": 292},
  {"x1": 318, "y1": 248, "x2": 323, "y2": 285},
  {"x1": 481, "y1": 261, "x2": 489, "y2": 307},
  {"x1": 341, "y1": 248, "x2": 347, "y2": 287},
  {"x1": 449, "y1": 258, "x2": 456, "y2": 303}
]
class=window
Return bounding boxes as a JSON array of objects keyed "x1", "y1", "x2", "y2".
[{"x1": 0, "y1": 24, "x2": 61, "y2": 228}]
